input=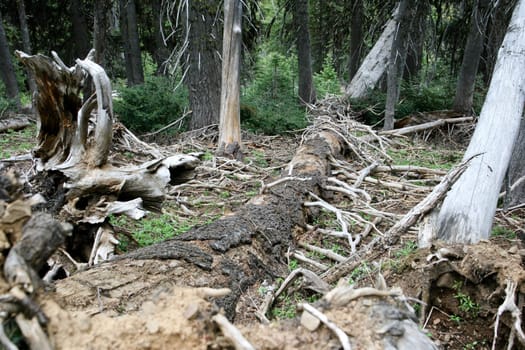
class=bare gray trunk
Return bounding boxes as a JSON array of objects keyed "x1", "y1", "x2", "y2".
[
  {"x1": 429, "y1": 0, "x2": 525, "y2": 244},
  {"x1": 344, "y1": 6, "x2": 398, "y2": 99},
  {"x1": 384, "y1": 0, "x2": 412, "y2": 131},
  {"x1": 218, "y1": 0, "x2": 242, "y2": 159}
]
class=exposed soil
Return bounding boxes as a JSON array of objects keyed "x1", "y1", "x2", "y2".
[{"x1": 1, "y1": 113, "x2": 525, "y2": 350}]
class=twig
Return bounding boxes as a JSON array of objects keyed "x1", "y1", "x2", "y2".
[
  {"x1": 299, "y1": 303, "x2": 351, "y2": 350},
  {"x1": 299, "y1": 242, "x2": 347, "y2": 262},
  {"x1": 291, "y1": 251, "x2": 330, "y2": 271},
  {"x1": 142, "y1": 110, "x2": 192, "y2": 137},
  {"x1": 260, "y1": 176, "x2": 312, "y2": 194},
  {"x1": 212, "y1": 313, "x2": 256, "y2": 350},
  {"x1": 379, "y1": 117, "x2": 474, "y2": 137}
]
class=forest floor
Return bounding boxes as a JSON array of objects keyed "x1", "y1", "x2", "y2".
[{"x1": 1, "y1": 108, "x2": 525, "y2": 350}]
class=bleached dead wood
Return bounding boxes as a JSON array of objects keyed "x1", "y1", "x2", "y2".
[
  {"x1": 432, "y1": 0, "x2": 525, "y2": 243},
  {"x1": 0, "y1": 117, "x2": 31, "y2": 133},
  {"x1": 15, "y1": 51, "x2": 199, "y2": 246},
  {"x1": 344, "y1": 6, "x2": 397, "y2": 98},
  {"x1": 379, "y1": 116, "x2": 474, "y2": 137}
]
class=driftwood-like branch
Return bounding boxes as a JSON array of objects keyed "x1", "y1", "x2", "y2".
[
  {"x1": 0, "y1": 117, "x2": 31, "y2": 133},
  {"x1": 379, "y1": 116, "x2": 474, "y2": 137},
  {"x1": 322, "y1": 155, "x2": 475, "y2": 284}
]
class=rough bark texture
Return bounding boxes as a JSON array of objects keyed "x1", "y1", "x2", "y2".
[
  {"x1": 505, "y1": 117, "x2": 525, "y2": 208},
  {"x1": 452, "y1": 0, "x2": 492, "y2": 113},
  {"x1": 120, "y1": 0, "x2": 144, "y2": 86},
  {"x1": 16, "y1": 0, "x2": 37, "y2": 95},
  {"x1": 482, "y1": 0, "x2": 516, "y2": 84},
  {"x1": 294, "y1": 0, "x2": 316, "y2": 104},
  {"x1": 348, "y1": 0, "x2": 364, "y2": 81},
  {"x1": 186, "y1": 0, "x2": 222, "y2": 130},
  {"x1": 0, "y1": 11, "x2": 20, "y2": 106},
  {"x1": 217, "y1": 0, "x2": 242, "y2": 159},
  {"x1": 344, "y1": 6, "x2": 397, "y2": 99},
  {"x1": 70, "y1": 0, "x2": 91, "y2": 59},
  {"x1": 93, "y1": 0, "x2": 110, "y2": 67},
  {"x1": 434, "y1": 0, "x2": 525, "y2": 243},
  {"x1": 403, "y1": 1, "x2": 428, "y2": 80},
  {"x1": 384, "y1": 0, "x2": 412, "y2": 131},
  {"x1": 152, "y1": 0, "x2": 169, "y2": 75}
]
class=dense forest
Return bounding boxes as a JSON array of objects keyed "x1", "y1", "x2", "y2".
[
  {"x1": 0, "y1": 0, "x2": 517, "y2": 133},
  {"x1": 1, "y1": 0, "x2": 525, "y2": 349}
]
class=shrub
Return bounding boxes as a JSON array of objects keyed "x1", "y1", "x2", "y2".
[
  {"x1": 314, "y1": 54, "x2": 342, "y2": 98},
  {"x1": 348, "y1": 70, "x2": 462, "y2": 126},
  {"x1": 241, "y1": 50, "x2": 307, "y2": 134},
  {"x1": 113, "y1": 76, "x2": 188, "y2": 134}
]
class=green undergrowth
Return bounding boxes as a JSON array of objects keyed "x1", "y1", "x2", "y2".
[
  {"x1": 110, "y1": 210, "x2": 219, "y2": 249},
  {"x1": 113, "y1": 76, "x2": 188, "y2": 135},
  {"x1": 387, "y1": 141, "x2": 462, "y2": 170},
  {"x1": 0, "y1": 125, "x2": 35, "y2": 159}
]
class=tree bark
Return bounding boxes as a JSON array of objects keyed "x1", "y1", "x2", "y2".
[
  {"x1": 152, "y1": 0, "x2": 169, "y2": 75},
  {"x1": 348, "y1": 0, "x2": 364, "y2": 81},
  {"x1": 186, "y1": 0, "x2": 222, "y2": 130},
  {"x1": 452, "y1": 0, "x2": 493, "y2": 113},
  {"x1": 218, "y1": 0, "x2": 242, "y2": 159},
  {"x1": 403, "y1": 1, "x2": 429, "y2": 81},
  {"x1": 482, "y1": 0, "x2": 516, "y2": 84},
  {"x1": 120, "y1": 0, "x2": 144, "y2": 86},
  {"x1": 93, "y1": 0, "x2": 111, "y2": 67},
  {"x1": 384, "y1": 0, "x2": 413, "y2": 131},
  {"x1": 70, "y1": 0, "x2": 91, "y2": 59},
  {"x1": 294, "y1": 0, "x2": 316, "y2": 104},
  {"x1": 0, "y1": 10, "x2": 20, "y2": 107},
  {"x1": 344, "y1": 6, "x2": 398, "y2": 99},
  {"x1": 505, "y1": 117, "x2": 525, "y2": 208},
  {"x1": 431, "y1": 0, "x2": 525, "y2": 244},
  {"x1": 16, "y1": 0, "x2": 37, "y2": 95}
]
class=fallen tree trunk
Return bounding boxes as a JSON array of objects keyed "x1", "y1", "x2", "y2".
[
  {"x1": 42, "y1": 121, "x2": 437, "y2": 349},
  {"x1": 0, "y1": 116, "x2": 31, "y2": 133},
  {"x1": 344, "y1": 5, "x2": 398, "y2": 99}
]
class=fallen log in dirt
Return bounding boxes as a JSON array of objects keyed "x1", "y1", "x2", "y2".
[{"x1": 0, "y1": 116, "x2": 31, "y2": 133}]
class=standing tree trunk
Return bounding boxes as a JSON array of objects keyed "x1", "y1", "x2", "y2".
[
  {"x1": 403, "y1": 1, "x2": 429, "y2": 81},
  {"x1": 348, "y1": 0, "x2": 364, "y2": 81},
  {"x1": 426, "y1": 0, "x2": 525, "y2": 244},
  {"x1": 218, "y1": 0, "x2": 242, "y2": 159},
  {"x1": 482, "y1": 0, "x2": 516, "y2": 84},
  {"x1": 0, "y1": 10, "x2": 20, "y2": 108},
  {"x1": 505, "y1": 117, "x2": 525, "y2": 208},
  {"x1": 186, "y1": 0, "x2": 221, "y2": 130},
  {"x1": 452, "y1": 0, "x2": 493, "y2": 113},
  {"x1": 93, "y1": 0, "x2": 111, "y2": 67},
  {"x1": 70, "y1": 0, "x2": 91, "y2": 58},
  {"x1": 120, "y1": 0, "x2": 144, "y2": 86},
  {"x1": 293, "y1": 0, "x2": 316, "y2": 104},
  {"x1": 384, "y1": 0, "x2": 413, "y2": 131},
  {"x1": 344, "y1": 5, "x2": 398, "y2": 99},
  {"x1": 152, "y1": 0, "x2": 169, "y2": 75},
  {"x1": 16, "y1": 0, "x2": 36, "y2": 95}
]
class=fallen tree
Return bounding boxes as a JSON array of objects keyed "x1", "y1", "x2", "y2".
[{"x1": 3, "y1": 49, "x2": 524, "y2": 349}]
